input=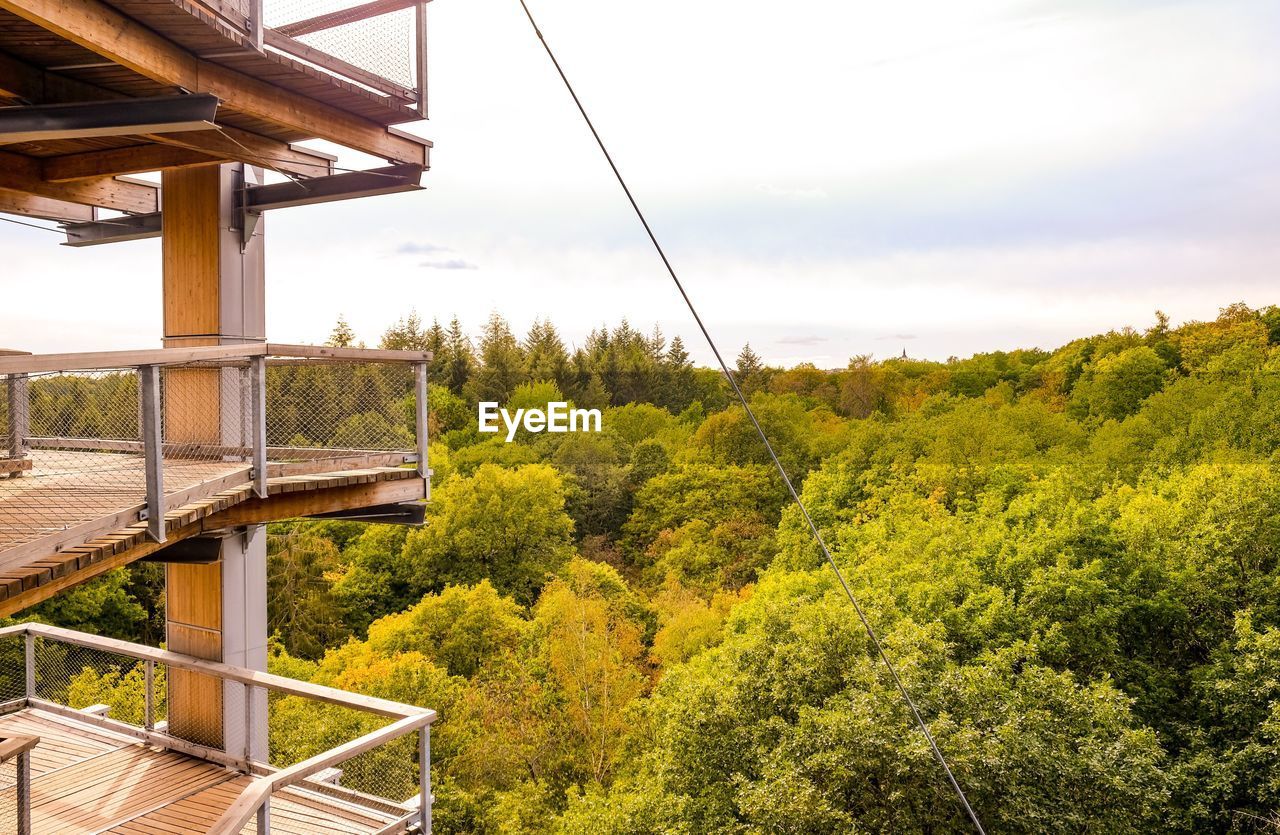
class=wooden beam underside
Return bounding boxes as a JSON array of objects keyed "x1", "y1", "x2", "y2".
[
  {"x1": 0, "y1": 48, "x2": 337, "y2": 197},
  {"x1": 144, "y1": 130, "x2": 335, "y2": 179},
  {"x1": 43, "y1": 143, "x2": 224, "y2": 181},
  {"x1": 0, "y1": 148, "x2": 157, "y2": 212},
  {"x1": 0, "y1": 187, "x2": 93, "y2": 221},
  {"x1": 0, "y1": 0, "x2": 430, "y2": 164}
]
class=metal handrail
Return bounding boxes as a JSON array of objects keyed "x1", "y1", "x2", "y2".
[
  {"x1": 0, "y1": 343, "x2": 432, "y2": 376},
  {"x1": 0, "y1": 622, "x2": 432, "y2": 718}
]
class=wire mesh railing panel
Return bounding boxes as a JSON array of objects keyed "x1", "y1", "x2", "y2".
[
  {"x1": 266, "y1": 361, "x2": 416, "y2": 457},
  {"x1": 330, "y1": 732, "x2": 420, "y2": 803},
  {"x1": 0, "y1": 635, "x2": 25, "y2": 705},
  {"x1": 160, "y1": 362, "x2": 256, "y2": 495},
  {"x1": 264, "y1": 0, "x2": 418, "y2": 92},
  {"x1": 0, "y1": 369, "x2": 144, "y2": 553},
  {"x1": 0, "y1": 363, "x2": 254, "y2": 555},
  {"x1": 266, "y1": 689, "x2": 419, "y2": 803},
  {"x1": 31, "y1": 637, "x2": 153, "y2": 725},
  {"x1": 0, "y1": 756, "x2": 18, "y2": 835}
]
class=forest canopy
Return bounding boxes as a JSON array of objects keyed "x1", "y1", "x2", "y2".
[{"x1": 22, "y1": 301, "x2": 1280, "y2": 833}]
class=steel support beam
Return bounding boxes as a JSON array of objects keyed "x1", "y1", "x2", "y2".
[
  {"x1": 0, "y1": 94, "x2": 219, "y2": 144},
  {"x1": 141, "y1": 535, "x2": 229, "y2": 564},
  {"x1": 251, "y1": 356, "x2": 267, "y2": 498},
  {"x1": 243, "y1": 163, "x2": 424, "y2": 212},
  {"x1": 59, "y1": 164, "x2": 423, "y2": 247},
  {"x1": 61, "y1": 212, "x2": 162, "y2": 246},
  {"x1": 303, "y1": 502, "x2": 426, "y2": 525}
]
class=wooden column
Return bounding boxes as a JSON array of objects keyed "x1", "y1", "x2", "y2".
[{"x1": 162, "y1": 163, "x2": 267, "y2": 755}]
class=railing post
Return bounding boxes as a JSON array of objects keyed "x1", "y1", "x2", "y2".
[
  {"x1": 419, "y1": 726, "x2": 431, "y2": 834},
  {"x1": 16, "y1": 748, "x2": 30, "y2": 835},
  {"x1": 415, "y1": 3, "x2": 428, "y2": 118},
  {"x1": 249, "y1": 0, "x2": 263, "y2": 49},
  {"x1": 5, "y1": 372, "x2": 29, "y2": 477},
  {"x1": 23, "y1": 632, "x2": 34, "y2": 700},
  {"x1": 244, "y1": 682, "x2": 255, "y2": 767},
  {"x1": 144, "y1": 659, "x2": 155, "y2": 731},
  {"x1": 414, "y1": 361, "x2": 429, "y2": 497},
  {"x1": 251, "y1": 356, "x2": 268, "y2": 498},
  {"x1": 140, "y1": 365, "x2": 166, "y2": 543},
  {"x1": 257, "y1": 796, "x2": 270, "y2": 834}
]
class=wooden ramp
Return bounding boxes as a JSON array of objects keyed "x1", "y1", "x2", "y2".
[
  {"x1": 0, "y1": 449, "x2": 252, "y2": 556},
  {"x1": 0, "y1": 458, "x2": 425, "y2": 618},
  {"x1": 0, "y1": 709, "x2": 407, "y2": 834}
]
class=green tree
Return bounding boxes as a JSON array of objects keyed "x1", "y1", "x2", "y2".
[
  {"x1": 1069, "y1": 345, "x2": 1168, "y2": 421},
  {"x1": 559, "y1": 573, "x2": 1168, "y2": 834},
  {"x1": 381, "y1": 310, "x2": 430, "y2": 351},
  {"x1": 267, "y1": 524, "x2": 351, "y2": 658},
  {"x1": 734, "y1": 343, "x2": 764, "y2": 394},
  {"x1": 404, "y1": 464, "x2": 576, "y2": 604},
  {"x1": 470, "y1": 313, "x2": 527, "y2": 403},
  {"x1": 525, "y1": 318, "x2": 574, "y2": 394},
  {"x1": 327, "y1": 315, "x2": 357, "y2": 348}
]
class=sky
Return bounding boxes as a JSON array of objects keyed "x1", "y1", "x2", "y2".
[{"x1": 1, "y1": 0, "x2": 1278, "y2": 366}]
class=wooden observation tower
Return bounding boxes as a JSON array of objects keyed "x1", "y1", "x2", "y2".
[{"x1": 0, "y1": 0, "x2": 437, "y2": 830}]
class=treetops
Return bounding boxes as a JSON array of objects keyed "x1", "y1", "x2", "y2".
[{"x1": 33, "y1": 301, "x2": 1280, "y2": 833}]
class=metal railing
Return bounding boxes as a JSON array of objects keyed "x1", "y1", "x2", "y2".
[
  {"x1": 191, "y1": 0, "x2": 428, "y2": 115},
  {"x1": 0, "y1": 732, "x2": 34, "y2": 835},
  {"x1": 0, "y1": 343, "x2": 430, "y2": 566},
  {"x1": 0, "y1": 622, "x2": 435, "y2": 834}
]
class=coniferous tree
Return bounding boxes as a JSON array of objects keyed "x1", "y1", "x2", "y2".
[
  {"x1": 470, "y1": 313, "x2": 527, "y2": 403},
  {"x1": 735, "y1": 343, "x2": 764, "y2": 393},
  {"x1": 611, "y1": 320, "x2": 657, "y2": 405},
  {"x1": 662, "y1": 335, "x2": 697, "y2": 412},
  {"x1": 327, "y1": 316, "x2": 357, "y2": 348},
  {"x1": 443, "y1": 317, "x2": 475, "y2": 395},
  {"x1": 424, "y1": 318, "x2": 448, "y2": 380},
  {"x1": 524, "y1": 318, "x2": 574, "y2": 394},
  {"x1": 380, "y1": 310, "x2": 429, "y2": 351},
  {"x1": 579, "y1": 327, "x2": 613, "y2": 400}
]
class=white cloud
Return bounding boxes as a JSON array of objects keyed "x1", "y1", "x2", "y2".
[{"x1": 2, "y1": 0, "x2": 1277, "y2": 365}]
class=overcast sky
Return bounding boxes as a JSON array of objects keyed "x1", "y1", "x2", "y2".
[{"x1": 2, "y1": 0, "x2": 1277, "y2": 366}]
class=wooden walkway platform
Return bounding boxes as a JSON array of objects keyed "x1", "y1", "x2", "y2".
[
  {"x1": 0, "y1": 449, "x2": 249, "y2": 555},
  {"x1": 0, "y1": 452, "x2": 426, "y2": 617},
  {"x1": 0, "y1": 708, "x2": 407, "y2": 833}
]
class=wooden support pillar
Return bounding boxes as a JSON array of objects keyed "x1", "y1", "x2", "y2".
[{"x1": 162, "y1": 163, "x2": 267, "y2": 759}]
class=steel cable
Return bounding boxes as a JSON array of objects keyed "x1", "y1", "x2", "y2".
[{"x1": 512, "y1": 2, "x2": 988, "y2": 831}]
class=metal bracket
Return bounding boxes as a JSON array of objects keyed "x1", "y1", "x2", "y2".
[{"x1": 61, "y1": 212, "x2": 162, "y2": 247}]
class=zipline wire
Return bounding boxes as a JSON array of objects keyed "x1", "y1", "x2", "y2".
[
  {"x1": 0, "y1": 216, "x2": 63, "y2": 234},
  {"x1": 513, "y1": 2, "x2": 987, "y2": 831}
]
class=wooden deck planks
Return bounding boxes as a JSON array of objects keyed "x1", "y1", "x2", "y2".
[
  {"x1": 0, "y1": 708, "x2": 406, "y2": 834},
  {"x1": 0, "y1": 710, "x2": 127, "y2": 776},
  {"x1": 0, "y1": 450, "x2": 249, "y2": 552}
]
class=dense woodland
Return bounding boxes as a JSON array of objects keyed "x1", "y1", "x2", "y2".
[{"x1": 16, "y1": 301, "x2": 1280, "y2": 833}]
